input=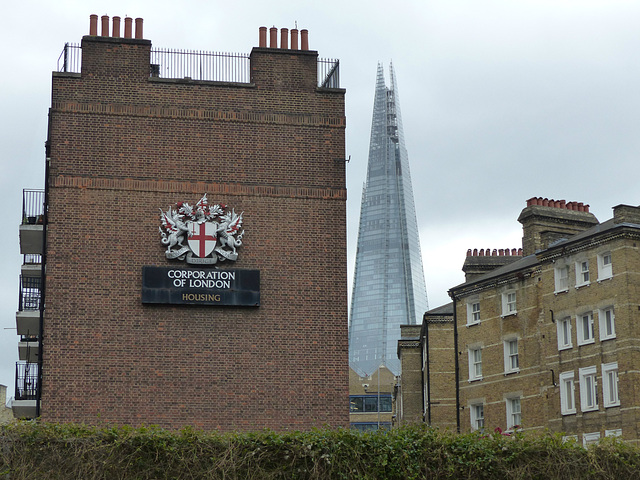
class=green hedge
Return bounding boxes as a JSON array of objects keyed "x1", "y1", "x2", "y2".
[{"x1": 1, "y1": 422, "x2": 639, "y2": 479}]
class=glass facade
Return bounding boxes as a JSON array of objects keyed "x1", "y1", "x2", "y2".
[{"x1": 349, "y1": 63, "x2": 428, "y2": 376}]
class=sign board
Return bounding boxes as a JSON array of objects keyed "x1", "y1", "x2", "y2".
[{"x1": 142, "y1": 266, "x2": 260, "y2": 306}]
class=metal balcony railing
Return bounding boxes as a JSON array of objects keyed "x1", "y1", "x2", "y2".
[
  {"x1": 56, "y1": 43, "x2": 341, "y2": 87},
  {"x1": 150, "y1": 49, "x2": 251, "y2": 83},
  {"x1": 19, "y1": 275, "x2": 42, "y2": 311},
  {"x1": 15, "y1": 362, "x2": 39, "y2": 400},
  {"x1": 57, "y1": 43, "x2": 82, "y2": 73},
  {"x1": 318, "y1": 58, "x2": 340, "y2": 88},
  {"x1": 22, "y1": 189, "x2": 45, "y2": 225}
]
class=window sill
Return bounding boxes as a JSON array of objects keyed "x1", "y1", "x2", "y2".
[
  {"x1": 468, "y1": 377, "x2": 483, "y2": 383},
  {"x1": 601, "y1": 336, "x2": 616, "y2": 342},
  {"x1": 501, "y1": 312, "x2": 517, "y2": 319},
  {"x1": 504, "y1": 369, "x2": 520, "y2": 376},
  {"x1": 581, "y1": 406, "x2": 599, "y2": 413},
  {"x1": 597, "y1": 276, "x2": 613, "y2": 283},
  {"x1": 577, "y1": 340, "x2": 595, "y2": 347},
  {"x1": 558, "y1": 345, "x2": 573, "y2": 351},
  {"x1": 604, "y1": 403, "x2": 621, "y2": 409},
  {"x1": 554, "y1": 288, "x2": 568, "y2": 295},
  {"x1": 466, "y1": 321, "x2": 481, "y2": 328},
  {"x1": 561, "y1": 410, "x2": 577, "y2": 416},
  {"x1": 575, "y1": 282, "x2": 591, "y2": 290}
]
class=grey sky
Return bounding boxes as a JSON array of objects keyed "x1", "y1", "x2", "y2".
[{"x1": 2, "y1": 0, "x2": 640, "y2": 402}]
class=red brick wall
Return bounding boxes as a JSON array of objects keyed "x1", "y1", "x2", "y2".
[{"x1": 43, "y1": 34, "x2": 348, "y2": 430}]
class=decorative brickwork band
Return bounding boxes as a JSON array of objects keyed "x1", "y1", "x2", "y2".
[
  {"x1": 51, "y1": 101, "x2": 346, "y2": 128},
  {"x1": 526, "y1": 196, "x2": 589, "y2": 213},
  {"x1": 52, "y1": 175, "x2": 347, "y2": 201}
]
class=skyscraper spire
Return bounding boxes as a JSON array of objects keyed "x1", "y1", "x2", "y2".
[{"x1": 349, "y1": 63, "x2": 428, "y2": 376}]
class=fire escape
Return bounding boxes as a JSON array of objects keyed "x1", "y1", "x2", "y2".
[{"x1": 13, "y1": 189, "x2": 44, "y2": 418}]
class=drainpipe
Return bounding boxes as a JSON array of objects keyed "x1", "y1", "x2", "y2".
[
  {"x1": 37, "y1": 111, "x2": 52, "y2": 417},
  {"x1": 424, "y1": 317, "x2": 431, "y2": 424},
  {"x1": 452, "y1": 294, "x2": 460, "y2": 433}
]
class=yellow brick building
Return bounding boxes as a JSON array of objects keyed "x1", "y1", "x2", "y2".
[{"x1": 398, "y1": 198, "x2": 640, "y2": 445}]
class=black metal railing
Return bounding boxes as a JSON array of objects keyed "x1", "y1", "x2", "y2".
[
  {"x1": 15, "y1": 362, "x2": 38, "y2": 400},
  {"x1": 18, "y1": 275, "x2": 42, "y2": 311},
  {"x1": 150, "y1": 49, "x2": 250, "y2": 83},
  {"x1": 57, "y1": 43, "x2": 82, "y2": 73},
  {"x1": 55, "y1": 43, "x2": 340, "y2": 87},
  {"x1": 22, "y1": 189, "x2": 45, "y2": 225},
  {"x1": 318, "y1": 58, "x2": 340, "y2": 88}
]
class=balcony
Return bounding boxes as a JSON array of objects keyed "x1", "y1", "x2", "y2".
[
  {"x1": 18, "y1": 337, "x2": 39, "y2": 362},
  {"x1": 19, "y1": 189, "x2": 45, "y2": 254},
  {"x1": 16, "y1": 274, "x2": 41, "y2": 336},
  {"x1": 12, "y1": 362, "x2": 38, "y2": 419}
]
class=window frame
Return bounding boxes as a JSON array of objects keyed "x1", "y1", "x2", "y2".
[
  {"x1": 583, "y1": 432, "x2": 601, "y2": 447},
  {"x1": 598, "y1": 307, "x2": 616, "y2": 341},
  {"x1": 559, "y1": 371, "x2": 576, "y2": 415},
  {"x1": 470, "y1": 403, "x2": 484, "y2": 431},
  {"x1": 554, "y1": 265, "x2": 569, "y2": 293},
  {"x1": 575, "y1": 260, "x2": 590, "y2": 288},
  {"x1": 505, "y1": 396, "x2": 521, "y2": 430},
  {"x1": 503, "y1": 339, "x2": 520, "y2": 374},
  {"x1": 576, "y1": 311, "x2": 595, "y2": 346},
  {"x1": 468, "y1": 347, "x2": 483, "y2": 382},
  {"x1": 605, "y1": 429, "x2": 622, "y2": 438},
  {"x1": 602, "y1": 362, "x2": 620, "y2": 408},
  {"x1": 579, "y1": 366, "x2": 598, "y2": 412},
  {"x1": 349, "y1": 394, "x2": 393, "y2": 413},
  {"x1": 501, "y1": 290, "x2": 517, "y2": 317},
  {"x1": 466, "y1": 300, "x2": 481, "y2": 326},
  {"x1": 557, "y1": 316, "x2": 572, "y2": 350},
  {"x1": 597, "y1": 251, "x2": 612, "y2": 281}
]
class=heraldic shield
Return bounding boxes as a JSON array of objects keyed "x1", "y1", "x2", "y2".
[{"x1": 188, "y1": 222, "x2": 217, "y2": 258}]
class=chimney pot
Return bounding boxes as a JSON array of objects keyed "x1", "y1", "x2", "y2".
[
  {"x1": 467, "y1": 249, "x2": 472, "y2": 257},
  {"x1": 112, "y1": 16, "x2": 121, "y2": 37},
  {"x1": 270, "y1": 27, "x2": 278, "y2": 48},
  {"x1": 135, "y1": 18, "x2": 143, "y2": 39},
  {"x1": 259, "y1": 27, "x2": 267, "y2": 47},
  {"x1": 89, "y1": 14, "x2": 98, "y2": 36},
  {"x1": 124, "y1": 17, "x2": 133, "y2": 38},
  {"x1": 101, "y1": 15, "x2": 110, "y2": 37},
  {"x1": 301, "y1": 29, "x2": 309, "y2": 50},
  {"x1": 291, "y1": 28, "x2": 299, "y2": 50},
  {"x1": 473, "y1": 248, "x2": 478, "y2": 256},
  {"x1": 280, "y1": 28, "x2": 289, "y2": 49}
]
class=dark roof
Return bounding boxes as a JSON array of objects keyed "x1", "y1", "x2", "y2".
[{"x1": 425, "y1": 302, "x2": 454, "y2": 316}]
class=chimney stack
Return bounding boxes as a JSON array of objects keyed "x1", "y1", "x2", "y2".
[
  {"x1": 101, "y1": 15, "x2": 109, "y2": 37},
  {"x1": 258, "y1": 26, "x2": 309, "y2": 50},
  {"x1": 112, "y1": 16, "x2": 121, "y2": 37},
  {"x1": 124, "y1": 17, "x2": 133, "y2": 38},
  {"x1": 89, "y1": 14, "x2": 142, "y2": 39},
  {"x1": 135, "y1": 18, "x2": 143, "y2": 39},
  {"x1": 89, "y1": 14, "x2": 98, "y2": 36}
]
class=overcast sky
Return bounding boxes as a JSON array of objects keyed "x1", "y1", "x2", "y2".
[{"x1": 2, "y1": 0, "x2": 640, "y2": 402}]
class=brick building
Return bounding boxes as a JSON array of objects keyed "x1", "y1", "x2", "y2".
[
  {"x1": 14, "y1": 15, "x2": 348, "y2": 430},
  {"x1": 349, "y1": 366, "x2": 395, "y2": 431},
  {"x1": 398, "y1": 198, "x2": 640, "y2": 445}
]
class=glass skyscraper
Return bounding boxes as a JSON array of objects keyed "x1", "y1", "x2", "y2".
[{"x1": 349, "y1": 63, "x2": 428, "y2": 376}]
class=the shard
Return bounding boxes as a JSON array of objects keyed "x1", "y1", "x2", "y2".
[{"x1": 349, "y1": 63, "x2": 429, "y2": 376}]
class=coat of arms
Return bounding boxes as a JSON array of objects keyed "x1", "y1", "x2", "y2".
[{"x1": 159, "y1": 194, "x2": 244, "y2": 265}]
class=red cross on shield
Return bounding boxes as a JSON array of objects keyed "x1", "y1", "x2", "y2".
[{"x1": 188, "y1": 222, "x2": 217, "y2": 258}]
